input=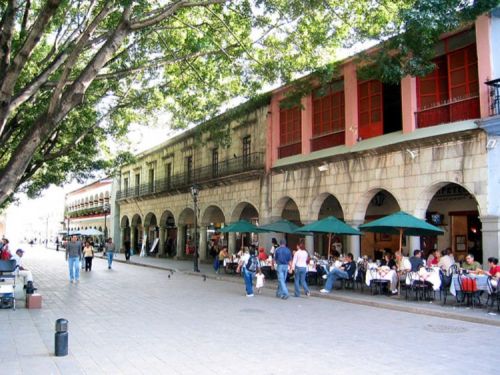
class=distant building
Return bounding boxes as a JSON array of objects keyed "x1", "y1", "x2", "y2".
[{"x1": 64, "y1": 178, "x2": 113, "y2": 241}]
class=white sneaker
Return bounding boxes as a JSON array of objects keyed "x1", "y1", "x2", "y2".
[
  {"x1": 320, "y1": 289, "x2": 329, "y2": 293},
  {"x1": 246, "y1": 294, "x2": 254, "y2": 297},
  {"x1": 322, "y1": 274, "x2": 327, "y2": 280}
]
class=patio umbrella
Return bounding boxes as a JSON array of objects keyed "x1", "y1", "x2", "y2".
[
  {"x1": 259, "y1": 219, "x2": 302, "y2": 234},
  {"x1": 294, "y1": 216, "x2": 361, "y2": 258},
  {"x1": 79, "y1": 228, "x2": 104, "y2": 236},
  {"x1": 358, "y1": 211, "x2": 444, "y2": 255},
  {"x1": 220, "y1": 220, "x2": 267, "y2": 251}
]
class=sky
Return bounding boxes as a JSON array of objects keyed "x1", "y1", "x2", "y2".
[{"x1": 4, "y1": 121, "x2": 176, "y2": 245}]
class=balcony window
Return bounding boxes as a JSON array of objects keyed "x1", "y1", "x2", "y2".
[
  {"x1": 358, "y1": 80, "x2": 383, "y2": 139},
  {"x1": 417, "y1": 42, "x2": 479, "y2": 128},
  {"x1": 242, "y1": 136, "x2": 251, "y2": 168},
  {"x1": 135, "y1": 173, "x2": 140, "y2": 196},
  {"x1": 279, "y1": 106, "x2": 301, "y2": 158},
  {"x1": 212, "y1": 148, "x2": 219, "y2": 177},
  {"x1": 148, "y1": 168, "x2": 155, "y2": 193},
  {"x1": 165, "y1": 163, "x2": 172, "y2": 189},
  {"x1": 186, "y1": 156, "x2": 193, "y2": 184},
  {"x1": 312, "y1": 82, "x2": 345, "y2": 151}
]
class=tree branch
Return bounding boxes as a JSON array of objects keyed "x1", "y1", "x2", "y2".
[
  {"x1": 130, "y1": 0, "x2": 226, "y2": 31},
  {"x1": 0, "y1": 0, "x2": 18, "y2": 82}
]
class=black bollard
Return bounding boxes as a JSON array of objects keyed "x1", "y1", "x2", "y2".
[{"x1": 55, "y1": 318, "x2": 69, "y2": 356}]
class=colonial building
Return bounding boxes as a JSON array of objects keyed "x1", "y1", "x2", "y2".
[
  {"x1": 117, "y1": 104, "x2": 268, "y2": 258},
  {"x1": 117, "y1": 10, "x2": 500, "y2": 265},
  {"x1": 64, "y1": 178, "x2": 113, "y2": 239}
]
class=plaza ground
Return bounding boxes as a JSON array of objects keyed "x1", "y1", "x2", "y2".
[{"x1": 1, "y1": 246, "x2": 499, "y2": 374}]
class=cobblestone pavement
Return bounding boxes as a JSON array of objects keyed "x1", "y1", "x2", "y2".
[{"x1": 1, "y1": 246, "x2": 499, "y2": 375}]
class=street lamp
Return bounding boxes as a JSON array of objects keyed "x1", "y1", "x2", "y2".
[
  {"x1": 103, "y1": 202, "x2": 110, "y2": 240},
  {"x1": 190, "y1": 184, "x2": 200, "y2": 272}
]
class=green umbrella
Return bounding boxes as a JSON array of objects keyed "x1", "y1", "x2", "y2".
[
  {"x1": 359, "y1": 211, "x2": 444, "y2": 254},
  {"x1": 219, "y1": 220, "x2": 267, "y2": 233},
  {"x1": 220, "y1": 220, "x2": 266, "y2": 252},
  {"x1": 294, "y1": 216, "x2": 361, "y2": 258},
  {"x1": 259, "y1": 219, "x2": 302, "y2": 234}
]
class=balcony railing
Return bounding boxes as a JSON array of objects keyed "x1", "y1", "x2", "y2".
[
  {"x1": 117, "y1": 152, "x2": 264, "y2": 200},
  {"x1": 486, "y1": 78, "x2": 500, "y2": 117},
  {"x1": 415, "y1": 94, "x2": 480, "y2": 128},
  {"x1": 278, "y1": 142, "x2": 301, "y2": 159},
  {"x1": 310, "y1": 131, "x2": 345, "y2": 151}
]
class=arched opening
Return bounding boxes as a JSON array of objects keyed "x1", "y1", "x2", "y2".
[
  {"x1": 276, "y1": 197, "x2": 302, "y2": 250},
  {"x1": 313, "y1": 194, "x2": 345, "y2": 257},
  {"x1": 144, "y1": 213, "x2": 158, "y2": 256},
  {"x1": 361, "y1": 189, "x2": 401, "y2": 260},
  {"x1": 423, "y1": 182, "x2": 482, "y2": 263},
  {"x1": 131, "y1": 214, "x2": 143, "y2": 254},
  {"x1": 160, "y1": 210, "x2": 177, "y2": 257},
  {"x1": 201, "y1": 205, "x2": 226, "y2": 258},
  {"x1": 230, "y1": 202, "x2": 259, "y2": 250},
  {"x1": 178, "y1": 208, "x2": 195, "y2": 258},
  {"x1": 120, "y1": 216, "x2": 131, "y2": 249}
]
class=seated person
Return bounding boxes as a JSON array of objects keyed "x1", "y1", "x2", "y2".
[
  {"x1": 428, "y1": 250, "x2": 440, "y2": 266},
  {"x1": 484, "y1": 257, "x2": 500, "y2": 288},
  {"x1": 437, "y1": 248, "x2": 455, "y2": 272},
  {"x1": 461, "y1": 253, "x2": 482, "y2": 273},
  {"x1": 257, "y1": 247, "x2": 267, "y2": 261},
  {"x1": 409, "y1": 250, "x2": 425, "y2": 272},
  {"x1": 12, "y1": 249, "x2": 34, "y2": 288},
  {"x1": 320, "y1": 253, "x2": 356, "y2": 293},
  {"x1": 380, "y1": 252, "x2": 396, "y2": 269}
]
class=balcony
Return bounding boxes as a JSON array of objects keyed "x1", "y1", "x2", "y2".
[
  {"x1": 66, "y1": 206, "x2": 107, "y2": 218},
  {"x1": 486, "y1": 78, "x2": 500, "y2": 117},
  {"x1": 310, "y1": 131, "x2": 345, "y2": 152},
  {"x1": 415, "y1": 93, "x2": 480, "y2": 128},
  {"x1": 117, "y1": 152, "x2": 265, "y2": 200},
  {"x1": 278, "y1": 142, "x2": 301, "y2": 159}
]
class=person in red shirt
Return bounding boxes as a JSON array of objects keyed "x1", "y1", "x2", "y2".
[
  {"x1": 486, "y1": 257, "x2": 500, "y2": 277},
  {"x1": 0, "y1": 238, "x2": 11, "y2": 260},
  {"x1": 257, "y1": 247, "x2": 267, "y2": 261}
]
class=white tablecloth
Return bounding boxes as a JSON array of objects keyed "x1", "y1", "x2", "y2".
[{"x1": 450, "y1": 274, "x2": 490, "y2": 296}]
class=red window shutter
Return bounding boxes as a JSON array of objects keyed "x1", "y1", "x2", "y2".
[{"x1": 358, "y1": 80, "x2": 383, "y2": 139}]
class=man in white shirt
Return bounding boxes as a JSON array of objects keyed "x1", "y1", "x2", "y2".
[
  {"x1": 437, "y1": 248, "x2": 455, "y2": 272},
  {"x1": 12, "y1": 249, "x2": 34, "y2": 285}
]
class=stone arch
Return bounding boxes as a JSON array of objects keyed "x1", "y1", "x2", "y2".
[
  {"x1": 201, "y1": 204, "x2": 226, "y2": 226},
  {"x1": 131, "y1": 214, "x2": 142, "y2": 227},
  {"x1": 144, "y1": 212, "x2": 158, "y2": 227},
  {"x1": 160, "y1": 210, "x2": 176, "y2": 227},
  {"x1": 120, "y1": 215, "x2": 130, "y2": 228},
  {"x1": 309, "y1": 192, "x2": 345, "y2": 220},
  {"x1": 352, "y1": 187, "x2": 402, "y2": 222},
  {"x1": 178, "y1": 208, "x2": 195, "y2": 225},
  {"x1": 230, "y1": 201, "x2": 259, "y2": 223},
  {"x1": 159, "y1": 209, "x2": 177, "y2": 257},
  {"x1": 273, "y1": 196, "x2": 302, "y2": 224},
  {"x1": 415, "y1": 181, "x2": 482, "y2": 218}
]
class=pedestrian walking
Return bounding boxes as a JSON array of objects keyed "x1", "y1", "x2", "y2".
[
  {"x1": 274, "y1": 239, "x2": 292, "y2": 299},
  {"x1": 83, "y1": 241, "x2": 94, "y2": 271},
  {"x1": 105, "y1": 238, "x2": 115, "y2": 269},
  {"x1": 124, "y1": 239, "x2": 131, "y2": 261},
  {"x1": 292, "y1": 242, "x2": 310, "y2": 297},
  {"x1": 255, "y1": 268, "x2": 265, "y2": 294},
  {"x1": 66, "y1": 235, "x2": 82, "y2": 283},
  {"x1": 240, "y1": 247, "x2": 259, "y2": 297}
]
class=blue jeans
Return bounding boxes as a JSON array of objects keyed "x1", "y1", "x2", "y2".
[
  {"x1": 324, "y1": 268, "x2": 349, "y2": 292},
  {"x1": 243, "y1": 268, "x2": 255, "y2": 295},
  {"x1": 68, "y1": 256, "x2": 80, "y2": 281},
  {"x1": 276, "y1": 264, "x2": 289, "y2": 298},
  {"x1": 294, "y1": 266, "x2": 310, "y2": 297},
  {"x1": 107, "y1": 252, "x2": 114, "y2": 268}
]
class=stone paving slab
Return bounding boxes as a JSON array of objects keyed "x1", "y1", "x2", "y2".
[{"x1": 1, "y1": 246, "x2": 499, "y2": 374}]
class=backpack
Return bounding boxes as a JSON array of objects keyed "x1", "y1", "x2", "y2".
[{"x1": 246, "y1": 255, "x2": 258, "y2": 272}]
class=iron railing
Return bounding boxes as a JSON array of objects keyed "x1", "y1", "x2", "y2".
[
  {"x1": 485, "y1": 78, "x2": 500, "y2": 117},
  {"x1": 117, "y1": 152, "x2": 264, "y2": 200}
]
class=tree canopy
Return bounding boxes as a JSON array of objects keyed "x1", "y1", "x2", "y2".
[{"x1": 0, "y1": 0, "x2": 497, "y2": 206}]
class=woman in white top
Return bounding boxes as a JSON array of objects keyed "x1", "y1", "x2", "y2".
[{"x1": 292, "y1": 242, "x2": 310, "y2": 297}]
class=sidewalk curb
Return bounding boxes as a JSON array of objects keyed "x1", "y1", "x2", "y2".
[{"x1": 107, "y1": 256, "x2": 500, "y2": 327}]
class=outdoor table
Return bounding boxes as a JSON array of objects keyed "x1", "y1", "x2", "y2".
[
  {"x1": 224, "y1": 261, "x2": 239, "y2": 274},
  {"x1": 450, "y1": 274, "x2": 490, "y2": 296},
  {"x1": 405, "y1": 267, "x2": 441, "y2": 291}
]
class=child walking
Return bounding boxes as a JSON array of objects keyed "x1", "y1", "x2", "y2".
[{"x1": 255, "y1": 269, "x2": 265, "y2": 294}]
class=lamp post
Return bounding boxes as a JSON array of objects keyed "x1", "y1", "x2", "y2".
[
  {"x1": 103, "y1": 202, "x2": 110, "y2": 240},
  {"x1": 190, "y1": 184, "x2": 200, "y2": 272}
]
